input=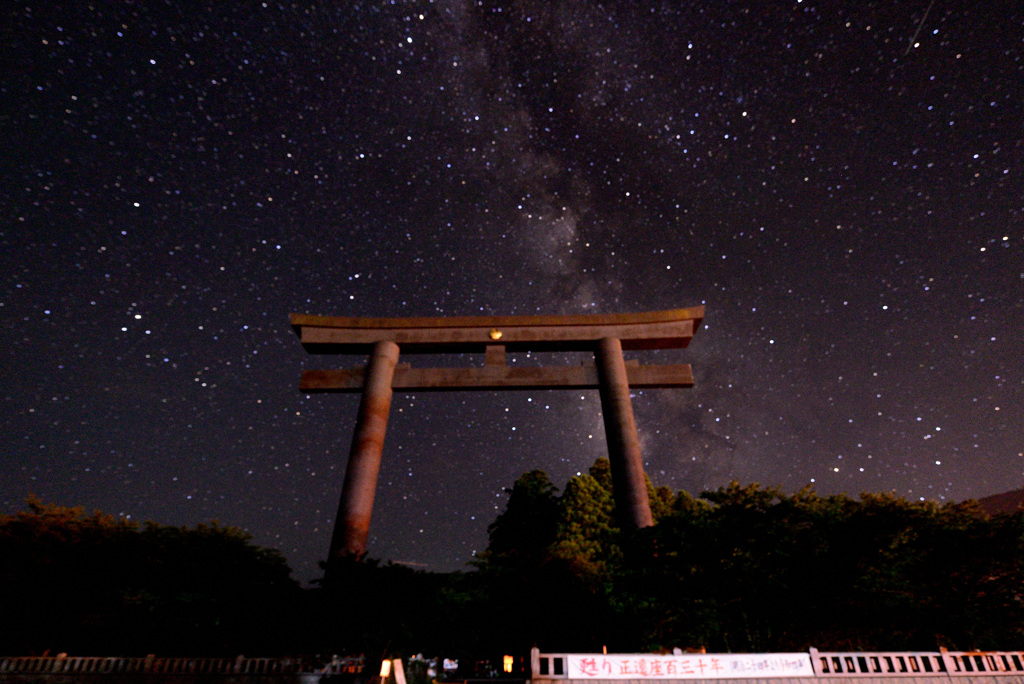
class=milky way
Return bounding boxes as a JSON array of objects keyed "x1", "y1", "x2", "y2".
[{"x1": 2, "y1": 1, "x2": 1021, "y2": 583}]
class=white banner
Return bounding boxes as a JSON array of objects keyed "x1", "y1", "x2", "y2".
[{"x1": 565, "y1": 653, "x2": 814, "y2": 679}]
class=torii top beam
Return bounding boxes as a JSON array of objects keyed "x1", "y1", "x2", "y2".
[{"x1": 289, "y1": 306, "x2": 704, "y2": 354}]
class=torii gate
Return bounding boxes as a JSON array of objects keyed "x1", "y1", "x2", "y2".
[{"x1": 290, "y1": 306, "x2": 704, "y2": 574}]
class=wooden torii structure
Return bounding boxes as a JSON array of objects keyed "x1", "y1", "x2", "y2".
[{"x1": 290, "y1": 306, "x2": 704, "y2": 576}]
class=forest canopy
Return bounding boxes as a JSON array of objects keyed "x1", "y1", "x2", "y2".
[
  {"x1": 2, "y1": 465, "x2": 1021, "y2": 658},
  {"x1": 472, "y1": 462, "x2": 1024, "y2": 653},
  {"x1": 0, "y1": 497, "x2": 300, "y2": 656}
]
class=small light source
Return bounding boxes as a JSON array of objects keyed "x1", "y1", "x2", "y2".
[
  {"x1": 489, "y1": 329, "x2": 503, "y2": 340},
  {"x1": 380, "y1": 660, "x2": 392, "y2": 678},
  {"x1": 503, "y1": 656, "x2": 514, "y2": 674}
]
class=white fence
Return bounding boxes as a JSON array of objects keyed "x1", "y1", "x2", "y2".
[
  {"x1": 4, "y1": 650, "x2": 1024, "y2": 680},
  {"x1": 0, "y1": 654, "x2": 362, "y2": 676},
  {"x1": 532, "y1": 648, "x2": 1024, "y2": 679},
  {"x1": 807, "y1": 649, "x2": 1024, "y2": 677}
]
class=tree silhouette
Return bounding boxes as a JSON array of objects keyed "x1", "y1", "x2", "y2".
[{"x1": 0, "y1": 498, "x2": 299, "y2": 656}]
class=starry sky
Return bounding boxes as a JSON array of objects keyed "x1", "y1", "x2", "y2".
[{"x1": 3, "y1": 1, "x2": 1022, "y2": 584}]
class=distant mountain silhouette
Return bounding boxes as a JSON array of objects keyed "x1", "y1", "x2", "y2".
[{"x1": 976, "y1": 488, "x2": 1024, "y2": 515}]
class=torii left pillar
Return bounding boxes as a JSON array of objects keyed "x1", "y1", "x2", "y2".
[{"x1": 327, "y1": 340, "x2": 399, "y2": 564}]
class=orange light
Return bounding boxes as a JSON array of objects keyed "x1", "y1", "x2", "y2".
[
  {"x1": 380, "y1": 660, "x2": 392, "y2": 678},
  {"x1": 503, "y1": 655, "x2": 514, "y2": 673}
]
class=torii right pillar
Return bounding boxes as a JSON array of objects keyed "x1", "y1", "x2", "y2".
[{"x1": 596, "y1": 336, "x2": 655, "y2": 528}]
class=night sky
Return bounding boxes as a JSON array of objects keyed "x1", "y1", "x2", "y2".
[{"x1": 3, "y1": 1, "x2": 1021, "y2": 584}]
